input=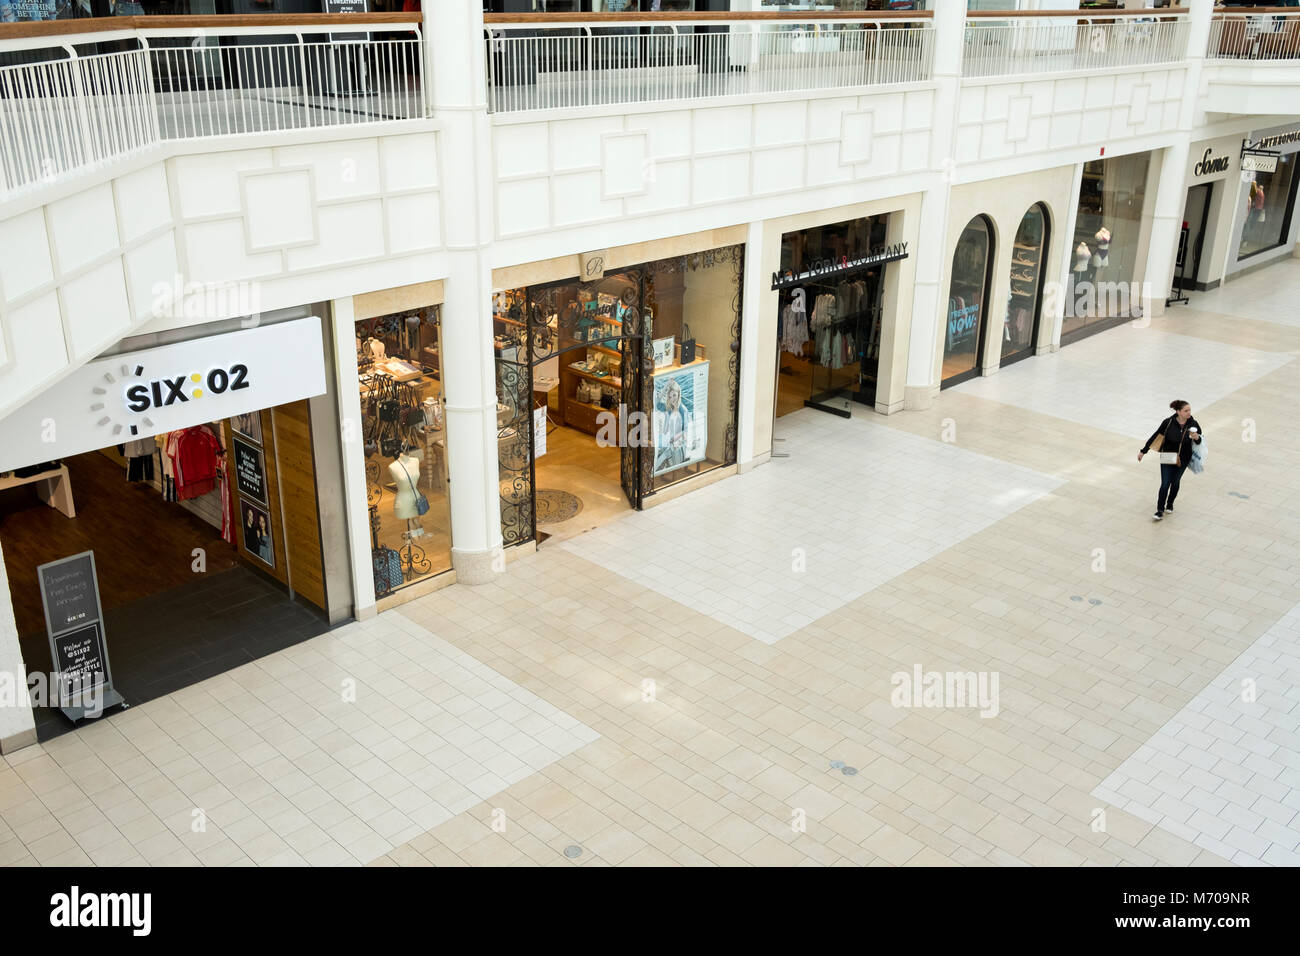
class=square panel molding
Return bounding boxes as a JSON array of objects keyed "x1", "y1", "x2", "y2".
[
  {"x1": 1007, "y1": 95, "x2": 1033, "y2": 143},
  {"x1": 600, "y1": 130, "x2": 651, "y2": 200},
  {"x1": 840, "y1": 109, "x2": 875, "y2": 166},
  {"x1": 239, "y1": 166, "x2": 319, "y2": 255}
]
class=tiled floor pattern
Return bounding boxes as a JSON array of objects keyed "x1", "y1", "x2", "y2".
[
  {"x1": 0, "y1": 613, "x2": 595, "y2": 866},
  {"x1": 562, "y1": 412, "x2": 1064, "y2": 644},
  {"x1": 1093, "y1": 601, "x2": 1300, "y2": 867},
  {"x1": 1191, "y1": 256, "x2": 1300, "y2": 328},
  {"x1": 3, "y1": 259, "x2": 1300, "y2": 867},
  {"x1": 952, "y1": 323, "x2": 1293, "y2": 438}
]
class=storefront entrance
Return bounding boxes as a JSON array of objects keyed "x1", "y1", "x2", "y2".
[
  {"x1": 774, "y1": 214, "x2": 892, "y2": 417},
  {"x1": 0, "y1": 403, "x2": 332, "y2": 741},
  {"x1": 0, "y1": 316, "x2": 341, "y2": 741},
  {"x1": 496, "y1": 245, "x2": 742, "y2": 547}
]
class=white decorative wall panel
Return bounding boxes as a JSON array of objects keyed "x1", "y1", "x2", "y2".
[
  {"x1": 61, "y1": 261, "x2": 131, "y2": 359},
  {"x1": 48, "y1": 184, "x2": 118, "y2": 274},
  {"x1": 493, "y1": 89, "x2": 937, "y2": 240},
  {"x1": 0, "y1": 210, "x2": 53, "y2": 302},
  {"x1": 114, "y1": 164, "x2": 172, "y2": 243},
  {"x1": 956, "y1": 67, "x2": 1186, "y2": 165},
  {"x1": 174, "y1": 149, "x2": 274, "y2": 219},
  {"x1": 0, "y1": 128, "x2": 443, "y2": 418},
  {"x1": 243, "y1": 168, "x2": 318, "y2": 251}
]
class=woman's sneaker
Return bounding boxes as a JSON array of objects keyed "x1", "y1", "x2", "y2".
[
  {"x1": 1165, "y1": 506, "x2": 1174, "y2": 514},
  {"x1": 1153, "y1": 512, "x2": 1163, "y2": 521}
]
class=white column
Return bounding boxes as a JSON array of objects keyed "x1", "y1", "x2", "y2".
[
  {"x1": 736, "y1": 220, "x2": 763, "y2": 470},
  {"x1": 426, "y1": 2, "x2": 503, "y2": 584},
  {"x1": 1143, "y1": 0, "x2": 1213, "y2": 317},
  {"x1": 0, "y1": 544, "x2": 37, "y2": 754},
  {"x1": 904, "y1": 0, "x2": 963, "y2": 409},
  {"x1": 328, "y1": 296, "x2": 378, "y2": 620},
  {"x1": 1048, "y1": 161, "x2": 1085, "y2": 349}
]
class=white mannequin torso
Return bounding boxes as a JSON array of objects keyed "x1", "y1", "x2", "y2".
[{"x1": 390, "y1": 455, "x2": 422, "y2": 518}]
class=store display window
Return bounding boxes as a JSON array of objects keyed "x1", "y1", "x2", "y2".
[
  {"x1": 1063, "y1": 152, "x2": 1150, "y2": 339},
  {"x1": 942, "y1": 215, "x2": 993, "y2": 388},
  {"x1": 1001, "y1": 203, "x2": 1049, "y2": 366},
  {"x1": 1238, "y1": 154, "x2": 1298, "y2": 258},
  {"x1": 356, "y1": 306, "x2": 451, "y2": 599}
]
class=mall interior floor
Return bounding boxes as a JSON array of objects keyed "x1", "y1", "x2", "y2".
[
  {"x1": 29, "y1": 564, "x2": 331, "y2": 743},
  {"x1": 532, "y1": 420, "x2": 627, "y2": 543}
]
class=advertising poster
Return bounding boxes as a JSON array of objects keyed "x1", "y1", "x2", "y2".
[
  {"x1": 652, "y1": 362, "x2": 707, "y2": 477},
  {"x1": 947, "y1": 300, "x2": 980, "y2": 351},
  {"x1": 240, "y1": 501, "x2": 275, "y2": 568},
  {"x1": 232, "y1": 437, "x2": 268, "y2": 506}
]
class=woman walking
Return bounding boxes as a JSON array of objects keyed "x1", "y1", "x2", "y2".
[{"x1": 1138, "y1": 400, "x2": 1203, "y2": 520}]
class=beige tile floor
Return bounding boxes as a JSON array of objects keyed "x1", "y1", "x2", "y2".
[{"x1": 3, "y1": 259, "x2": 1298, "y2": 867}]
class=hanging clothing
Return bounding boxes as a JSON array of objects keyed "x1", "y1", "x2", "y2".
[
  {"x1": 123, "y1": 438, "x2": 155, "y2": 483},
  {"x1": 168, "y1": 426, "x2": 223, "y2": 501},
  {"x1": 218, "y1": 455, "x2": 235, "y2": 544},
  {"x1": 156, "y1": 432, "x2": 178, "y2": 502},
  {"x1": 781, "y1": 303, "x2": 810, "y2": 354}
]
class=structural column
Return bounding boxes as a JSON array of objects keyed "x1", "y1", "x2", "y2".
[
  {"x1": 1143, "y1": 0, "x2": 1214, "y2": 317},
  {"x1": 426, "y1": 3, "x2": 504, "y2": 584},
  {"x1": 904, "y1": 0, "x2": 964, "y2": 409},
  {"x1": 0, "y1": 544, "x2": 36, "y2": 754}
]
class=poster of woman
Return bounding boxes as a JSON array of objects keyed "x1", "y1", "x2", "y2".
[
  {"x1": 231, "y1": 411, "x2": 263, "y2": 446},
  {"x1": 652, "y1": 363, "x2": 708, "y2": 477}
]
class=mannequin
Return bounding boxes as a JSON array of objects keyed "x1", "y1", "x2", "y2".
[
  {"x1": 367, "y1": 337, "x2": 388, "y2": 364},
  {"x1": 1073, "y1": 242, "x2": 1091, "y2": 273},
  {"x1": 390, "y1": 453, "x2": 425, "y2": 537}
]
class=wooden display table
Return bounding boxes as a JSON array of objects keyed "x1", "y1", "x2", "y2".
[{"x1": 0, "y1": 464, "x2": 75, "y2": 517}]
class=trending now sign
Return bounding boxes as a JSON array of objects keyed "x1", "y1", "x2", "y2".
[{"x1": 0, "y1": 317, "x2": 326, "y2": 472}]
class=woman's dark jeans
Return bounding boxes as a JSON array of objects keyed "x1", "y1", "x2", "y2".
[{"x1": 1158, "y1": 461, "x2": 1189, "y2": 514}]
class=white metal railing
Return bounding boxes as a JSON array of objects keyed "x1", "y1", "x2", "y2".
[
  {"x1": 962, "y1": 14, "x2": 1190, "y2": 78},
  {"x1": 484, "y1": 18, "x2": 935, "y2": 113},
  {"x1": 1207, "y1": 12, "x2": 1300, "y2": 61},
  {"x1": 0, "y1": 18, "x2": 426, "y2": 200}
]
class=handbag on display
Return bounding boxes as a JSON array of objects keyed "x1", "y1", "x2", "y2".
[
  {"x1": 679, "y1": 323, "x2": 697, "y2": 365},
  {"x1": 381, "y1": 437, "x2": 402, "y2": 458},
  {"x1": 372, "y1": 546, "x2": 404, "y2": 596},
  {"x1": 398, "y1": 459, "x2": 430, "y2": 516},
  {"x1": 379, "y1": 398, "x2": 401, "y2": 422}
]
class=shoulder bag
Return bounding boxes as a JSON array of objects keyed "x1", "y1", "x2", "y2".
[
  {"x1": 398, "y1": 459, "x2": 430, "y2": 516},
  {"x1": 1152, "y1": 418, "x2": 1180, "y2": 466}
]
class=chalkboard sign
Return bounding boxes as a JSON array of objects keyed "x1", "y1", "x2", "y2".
[
  {"x1": 37, "y1": 551, "x2": 123, "y2": 719},
  {"x1": 232, "y1": 436, "x2": 268, "y2": 506},
  {"x1": 37, "y1": 553, "x2": 99, "y2": 634}
]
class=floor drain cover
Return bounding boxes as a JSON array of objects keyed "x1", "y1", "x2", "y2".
[
  {"x1": 1070, "y1": 595, "x2": 1083, "y2": 602},
  {"x1": 829, "y1": 760, "x2": 845, "y2": 770},
  {"x1": 563, "y1": 845, "x2": 583, "y2": 859},
  {"x1": 841, "y1": 766, "x2": 858, "y2": 776},
  {"x1": 1088, "y1": 598, "x2": 1102, "y2": 606}
]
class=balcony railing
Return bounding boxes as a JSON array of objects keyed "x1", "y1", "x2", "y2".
[
  {"x1": 1207, "y1": 9, "x2": 1300, "y2": 61},
  {"x1": 962, "y1": 9, "x2": 1190, "y2": 79},
  {"x1": 0, "y1": 14, "x2": 426, "y2": 200},
  {"x1": 483, "y1": 11, "x2": 934, "y2": 114}
]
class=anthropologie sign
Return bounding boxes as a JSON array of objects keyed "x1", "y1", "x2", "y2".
[{"x1": 0, "y1": 317, "x2": 326, "y2": 472}]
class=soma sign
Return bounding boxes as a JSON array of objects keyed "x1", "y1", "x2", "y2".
[{"x1": 1193, "y1": 147, "x2": 1232, "y2": 177}]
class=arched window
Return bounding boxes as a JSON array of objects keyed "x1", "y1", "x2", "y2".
[
  {"x1": 942, "y1": 215, "x2": 993, "y2": 388},
  {"x1": 1002, "y1": 203, "x2": 1049, "y2": 367}
]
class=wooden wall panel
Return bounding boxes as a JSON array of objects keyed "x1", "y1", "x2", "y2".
[{"x1": 271, "y1": 401, "x2": 327, "y2": 611}]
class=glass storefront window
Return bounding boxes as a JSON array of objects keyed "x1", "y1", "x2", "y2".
[
  {"x1": 1002, "y1": 203, "x2": 1048, "y2": 366},
  {"x1": 1063, "y1": 152, "x2": 1150, "y2": 339},
  {"x1": 1238, "y1": 153, "x2": 1298, "y2": 258},
  {"x1": 942, "y1": 215, "x2": 993, "y2": 387},
  {"x1": 355, "y1": 306, "x2": 452, "y2": 599}
]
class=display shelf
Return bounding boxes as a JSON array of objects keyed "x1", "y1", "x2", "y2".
[{"x1": 568, "y1": 364, "x2": 622, "y2": 389}]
